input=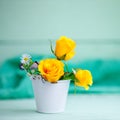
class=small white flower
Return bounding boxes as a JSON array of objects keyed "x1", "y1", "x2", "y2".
[{"x1": 20, "y1": 54, "x2": 31, "y2": 64}]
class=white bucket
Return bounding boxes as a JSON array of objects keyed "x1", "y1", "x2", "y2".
[{"x1": 31, "y1": 75, "x2": 70, "y2": 113}]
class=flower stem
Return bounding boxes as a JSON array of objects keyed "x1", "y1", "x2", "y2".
[
  {"x1": 74, "y1": 84, "x2": 77, "y2": 94},
  {"x1": 64, "y1": 62, "x2": 69, "y2": 72}
]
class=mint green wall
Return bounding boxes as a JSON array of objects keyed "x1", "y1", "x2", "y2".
[
  {"x1": 0, "y1": 0, "x2": 120, "y2": 64},
  {"x1": 0, "y1": 0, "x2": 120, "y2": 40}
]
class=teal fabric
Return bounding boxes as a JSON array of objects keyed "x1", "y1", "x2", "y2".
[
  {"x1": 0, "y1": 55, "x2": 120, "y2": 99},
  {"x1": 69, "y1": 59, "x2": 120, "y2": 94}
]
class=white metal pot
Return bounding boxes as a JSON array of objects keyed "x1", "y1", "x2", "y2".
[{"x1": 31, "y1": 75, "x2": 70, "y2": 113}]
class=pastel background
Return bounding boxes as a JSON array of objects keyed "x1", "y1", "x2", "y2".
[
  {"x1": 0, "y1": 0, "x2": 120, "y2": 63},
  {"x1": 0, "y1": 0, "x2": 120, "y2": 99}
]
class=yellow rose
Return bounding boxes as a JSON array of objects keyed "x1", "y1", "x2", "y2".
[
  {"x1": 55, "y1": 36, "x2": 76, "y2": 60},
  {"x1": 74, "y1": 69, "x2": 93, "y2": 90},
  {"x1": 38, "y1": 58, "x2": 64, "y2": 83}
]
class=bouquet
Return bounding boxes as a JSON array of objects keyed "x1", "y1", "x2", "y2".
[{"x1": 20, "y1": 36, "x2": 93, "y2": 90}]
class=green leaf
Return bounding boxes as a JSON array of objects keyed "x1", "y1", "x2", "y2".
[
  {"x1": 49, "y1": 40, "x2": 55, "y2": 55},
  {"x1": 61, "y1": 72, "x2": 75, "y2": 80}
]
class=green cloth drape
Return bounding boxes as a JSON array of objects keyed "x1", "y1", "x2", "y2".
[{"x1": 0, "y1": 55, "x2": 120, "y2": 99}]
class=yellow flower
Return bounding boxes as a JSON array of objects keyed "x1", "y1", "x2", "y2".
[
  {"x1": 74, "y1": 69, "x2": 93, "y2": 90},
  {"x1": 38, "y1": 58, "x2": 64, "y2": 83},
  {"x1": 55, "y1": 36, "x2": 76, "y2": 60}
]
